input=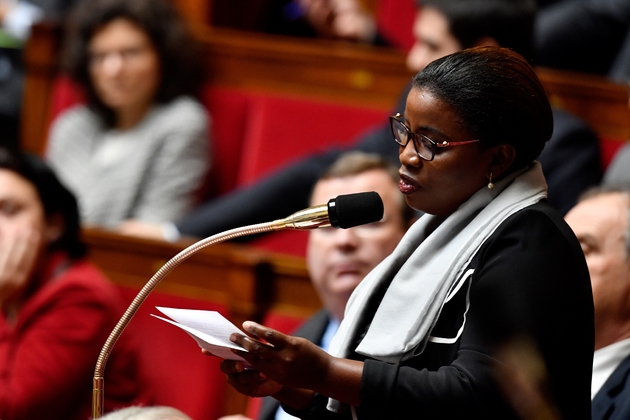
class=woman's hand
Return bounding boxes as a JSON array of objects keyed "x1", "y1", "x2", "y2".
[
  {"x1": 229, "y1": 321, "x2": 333, "y2": 392},
  {"x1": 218, "y1": 321, "x2": 364, "y2": 407},
  {"x1": 0, "y1": 225, "x2": 40, "y2": 309},
  {"x1": 219, "y1": 358, "x2": 284, "y2": 398}
]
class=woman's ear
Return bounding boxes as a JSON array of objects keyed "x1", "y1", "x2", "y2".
[
  {"x1": 489, "y1": 144, "x2": 517, "y2": 180},
  {"x1": 45, "y1": 213, "x2": 65, "y2": 244}
]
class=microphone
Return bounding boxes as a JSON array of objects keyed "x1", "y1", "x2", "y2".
[
  {"x1": 276, "y1": 191, "x2": 384, "y2": 230},
  {"x1": 92, "y1": 192, "x2": 383, "y2": 418}
]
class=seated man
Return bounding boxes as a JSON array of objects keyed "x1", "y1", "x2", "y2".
[
  {"x1": 565, "y1": 186, "x2": 630, "y2": 420},
  {"x1": 219, "y1": 151, "x2": 414, "y2": 420}
]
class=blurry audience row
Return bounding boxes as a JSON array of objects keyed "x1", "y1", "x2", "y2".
[
  {"x1": 10, "y1": 0, "x2": 630, "y2": 244},
  {"x1": 3, "y1": 0, "x2": 630, "y2": 419}
]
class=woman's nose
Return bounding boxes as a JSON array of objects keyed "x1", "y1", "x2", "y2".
[
  {"x1": 101, "y1": 52, "x2": 124, "y2": 75},
  {"x1": 399, "y1": 141, "x2": 421, "y2": 167}
]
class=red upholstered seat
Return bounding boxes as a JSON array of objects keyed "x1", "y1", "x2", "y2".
[
  {"x1": 236, "y1": 93, "x2": 387, "y2": 256},
  {"x1": 199, "y1": 86, "x2": 250, "y2": 197},
  {"x1": 47, "y1": 74, "x2": 85, "y2": 125},
  {"x1": 376, "y1": 0, "x2": 416, "y2": 51},
  {"x1": 599, "y1": 137, "x2": 626, "y2": 171},
  {"x1": 117, "y1": 286, "x2": 228, "y2": 420},
  {"x1": 236, "y1": 93, "x2": 387, "y2": 186}
]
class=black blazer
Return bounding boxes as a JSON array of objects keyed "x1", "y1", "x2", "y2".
[
  {"x1": 281, "y1": 201, "x2": 594, "y2": 420},
  {"x1": 592, "y1": 353, "x2": 630, "y2": 420}
]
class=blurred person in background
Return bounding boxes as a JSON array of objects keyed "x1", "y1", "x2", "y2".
[
  {"x1": 0, "y1": 146, "x2": 150, "y2": 420},
  {"x1": 46, "y1": 0, "x2": 210, "y2": 233},
  {"x1": 565, "y1": 186, "x2": 630, "y2": 420}
]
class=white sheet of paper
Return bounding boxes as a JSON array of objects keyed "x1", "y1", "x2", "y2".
[{"x1": 151, "y1": 306, "x2": 248, "y2": 361}]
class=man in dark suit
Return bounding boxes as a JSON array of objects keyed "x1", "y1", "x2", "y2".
[
  {"x1": 218, "y1": 152, "x2": 414, "y2": 420},
  {"x1": 565, "y1": 186, "x2": 630, "y2": 420}
]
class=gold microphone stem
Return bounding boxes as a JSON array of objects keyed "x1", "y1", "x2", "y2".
[
  {"x1": 92, "y1": 221, "x2": 279, "y2": 418},
  {"x1": 91, "y1": 207, "x2": 334, "y2": 418}
]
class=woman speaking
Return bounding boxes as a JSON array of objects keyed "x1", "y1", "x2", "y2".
[{"x1": 218, "y1": 47, "x2": 594, "y2": 420}]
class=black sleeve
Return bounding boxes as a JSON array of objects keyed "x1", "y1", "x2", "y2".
[
  {"x1": 538, "y1": 108, "x2": 602, "y2": 215},
  {"x1": 356, "y1": 206, "x2": 593, "y2": 420}
]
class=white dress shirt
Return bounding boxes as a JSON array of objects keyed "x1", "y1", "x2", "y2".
[{"x1": 592, "y1": 336, "x2": 630, "y2": 399}]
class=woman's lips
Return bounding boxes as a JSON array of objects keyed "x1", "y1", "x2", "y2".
[{"x1": 399, "y1": 173, "x2": 420, "y2": 194}]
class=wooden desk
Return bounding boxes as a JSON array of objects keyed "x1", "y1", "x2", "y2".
[
  {"x1": 82, "y1": 228, "x2": 319, "y2": 326},
  {"x1": 82, "y1": 228, "x2": 319, "y2": 415}
]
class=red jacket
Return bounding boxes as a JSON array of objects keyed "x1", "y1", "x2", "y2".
[{"x1": 0, "y1": 253, "x2": 152, "y2": 419}]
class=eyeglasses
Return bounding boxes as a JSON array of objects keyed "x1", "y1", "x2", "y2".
[
  {"x1": 89, "y1": 44, "x2": 153, "y2": 69},
  {"x1": 389, "y1": 113, "x2": 479, "y2": 161}
]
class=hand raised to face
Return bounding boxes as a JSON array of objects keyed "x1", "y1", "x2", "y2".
[{"x1": 0, "y1": 225, "x2": 41, "y2": 311}]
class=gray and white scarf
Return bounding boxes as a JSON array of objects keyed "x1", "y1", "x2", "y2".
[{"x1": 326, "y1": 162, "x2": 547, "y2": 414}]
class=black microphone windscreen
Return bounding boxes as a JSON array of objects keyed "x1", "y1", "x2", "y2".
[{"x1": 328, "y1": 192, "x2": 384, "y2": 229}]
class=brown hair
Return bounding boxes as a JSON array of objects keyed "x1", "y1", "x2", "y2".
[{"x1": 61, "y1": 0, "x2": 204, "y2": 126}]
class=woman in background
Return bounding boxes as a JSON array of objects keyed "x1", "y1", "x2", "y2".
[
  {"x1": 46, "y1": 0, "x2": 210, "y2": 231},
  {"x1": 0, "y1": 147, "x2": 150, "y2": 419}
]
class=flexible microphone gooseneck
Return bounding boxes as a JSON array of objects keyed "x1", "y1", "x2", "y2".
[{"x1": 92, "y1": 192, "x2": 383, "y2": 418}]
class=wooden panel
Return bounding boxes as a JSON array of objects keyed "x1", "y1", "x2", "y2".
[
  {"x1": 174, "y1": 0, "x2": 211, "y2": 25},
  {"x1": 537, "y1": 67, "x2": 630, "y2": 141},
  {"x1": 20, "y1": 21, "x2": 62, "y2": 155},
  {"x1": 81, "y1": 227, "x2": 315, "y2": 416},
  {"x1": 193, "y1": 25, "x2": 412, "y2": 108},
  {"x1": 20, "y1": 22, "x2": 411, "y2": 155},
  {"x1": 21, "y1": 21, "x2": 630, "y2": 159},
  {"x1": 81, "y1": 228, "x2": 315, "y2": 321}
]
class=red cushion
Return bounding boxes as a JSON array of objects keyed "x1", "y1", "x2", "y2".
[
  {"x1": 235, "y1": 94, "x2": 387, "y2": 256},
  {"x1": 248, "y1": 230, "x2": 309, "y2": 257},
  {"x1": 236, "y1": 93, "x2": 387, "y2": 186},
  {"x1": 117, "y1": 286, "x2": 228, "y2": 420},
  {"x1": 199, "y1": 86, "x2": 251, "y2": 196},
  {"x1": 48, "y1": 74, "x2": 85, "y2": 124},
  {"x1": 376, "y1": 0, "x2": 416, "y2": 51},
  {"x1": 599, "y1": 137, "x2": 626, "y2": 171}
]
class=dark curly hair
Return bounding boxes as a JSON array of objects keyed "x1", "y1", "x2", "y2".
[
  {"x1": 412, "y1": 46, "x2": 553, "y2": 171},
  {"x1": 61, "y1": 0, "x2": 204, "y2": 126},
  {"x1": 0, "y1": 147, "x2": 86, "y2": 259}
]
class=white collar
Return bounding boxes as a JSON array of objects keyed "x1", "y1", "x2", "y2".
[{"x1": 592, "y1": 337, "x2": 630, "y2": 399}]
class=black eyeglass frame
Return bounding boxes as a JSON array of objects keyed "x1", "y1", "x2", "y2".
[{"x1": 389, "y1": 113, "x2": 480, "y2": 161}]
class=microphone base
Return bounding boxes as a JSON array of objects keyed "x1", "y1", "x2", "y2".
[{"x1": 93, "y1": 376, "x2": 104, "y2": 418}]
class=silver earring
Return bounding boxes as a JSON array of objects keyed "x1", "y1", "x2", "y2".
[{"x1": 488, "y1": 173, "x2": 494, "y2": 189}]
